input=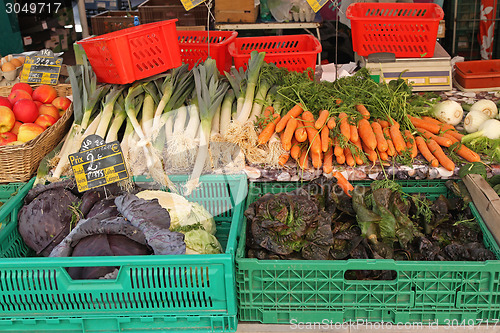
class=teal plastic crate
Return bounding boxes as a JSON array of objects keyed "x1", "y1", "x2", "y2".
[
  {"x1": 0, "y1": 174, "x2": 247, "y2": 333},
  {"x1": 237, "y1": 179, "x2": 500, "y2": 324}
]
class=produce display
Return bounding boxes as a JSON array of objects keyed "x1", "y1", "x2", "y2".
[
  {"x1": 0, "y1": 54, "x2": 25, "y2": 82},
  {"x1": 0, "y1": 82, "x2": 71, "y2": 146}
]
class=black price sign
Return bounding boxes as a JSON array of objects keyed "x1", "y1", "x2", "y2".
[
  {"x1": 68, "y1": 135, "x2": 129, "y2": 193},
  {"x1": 20, "y1": 49, "x2": 62, "y2": 85}
]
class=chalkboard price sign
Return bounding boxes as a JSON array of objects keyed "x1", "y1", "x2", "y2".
[
  {"x1": 20, "y1": 49, "x2": 62, "y2": 85},
  {"x1": 68, "y1": 134, "x2": 129, "y2": 193}
]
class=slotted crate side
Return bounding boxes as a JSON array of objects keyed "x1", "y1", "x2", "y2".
[
  {"x1": 0, "y1": 174, "x2": 247, "y2": 332},
  {"x1": 237, "y1": 180, "x2": 500, "y2": 324}
]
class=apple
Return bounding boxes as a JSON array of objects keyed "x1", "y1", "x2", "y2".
[
  {"x1": 11, "y1": 121, "x2": 22, "y2": 135},
  {"x1": 38, "y1": 104, "x2": 60, "y2": 120},
  {"x1": 52, "y1": 96, "x2": 71, "y2": 112},
  {"x1": 32, "y1": 85, "x2": 57, "y2": 104},
  {"x1": 34, "y1": 100, "x2": 42, "y2": 108},
  {"x1": 0, "y1": 96, "x2": 12, "y2": 109},
  {"x1": 0, "y1": 132, "x2": 17, "y2": 146},
  {"x1": 11, "y1": 82, "x2": 33, "y2": 96},
  {"x1": 0, "y1": 106, "x2": 15, "y2": 133},
  {"x1": 35, "y1": 114, "x2": 57, "y2": 129},
  {"x1": 13, "y1": 99, "x2": 38, "y2": 123},
  {"x1": 17, "y1": 123, "x2": 44, "y2": 142},
  {"x1": 8, "y1": 89, "x2": 32, "y2": 105}
]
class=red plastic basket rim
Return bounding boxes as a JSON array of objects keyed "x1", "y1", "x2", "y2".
[
  {"x1": 346, "y1": 3, "x2": 444, "y2": 21},
  {"x1": 227, "y1": 34, "x2": 322, "y2": 57},
  {"x1": 78, "y1": 19, "x2": 178, "y2": 45},
  {"x1": 177, "y1": 30, "x2": 238, "y2": 47}
]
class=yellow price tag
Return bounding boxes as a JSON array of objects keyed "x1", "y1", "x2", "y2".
[
  {"x1": 180, "y1": 0, "x2": 207, "y2": 11},
  {"x1": 306, "y1": 0, "x2": 328, "y2": 13}
]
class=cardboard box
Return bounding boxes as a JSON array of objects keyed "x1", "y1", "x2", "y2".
[
  {"x1": 463, "y1": 174, "x2": 500, "y2": 248},
  {"x1": 437, "y1": 20, "x2": 445, "y2": 38},
  {"x1": 215, "y1": 0, "x2": 258, "y2": 23}
]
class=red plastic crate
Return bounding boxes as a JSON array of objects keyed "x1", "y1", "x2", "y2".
[
  {"x1": 455, "y1": 60, "x2": 500, "y2": 90},
  {"x1": 346, "y1": 3, "x2": 444, "y2": 58},
  {"x1": 178, "y1": 30, "x2": 238, "y2": 74},
  {"x1": 228, "y1": 34, "x2": 321, "y2": 73},
  {"x1": 78, "y1": 20, "x2": 182, "y2": 84}
]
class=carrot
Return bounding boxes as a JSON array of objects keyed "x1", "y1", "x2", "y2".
[
  {"x1": 327, "y1": 116, "x2": 336, "y2": 130},
  {"x1": 278, "y1": 153, "x2": 290, "y2": 166},
  {"x1": 302, "y1": 111, "x2": 322, "y2": 155},
  {"x1": 315, "y1": 109, "x2": 329, "y2": 129},
  {"x1": 416, "y1": 127, "x2": 453, "y2": 147},
  {"x1": 311, "y1": 151, "x2": 323, "y2": 169},
  {"x1": 355, "y1": 104, "x2": 370, "y2": 119},
  {"x1": 263, "y1": 105, "x2": 274, "y2": 120},
  {"x1": 371, "y1": 121, "x2": 388, "y2": 152},
  {"x1": 298, "y1": 147, "x2": 309, "y2": 169},
  {"x1": 275, "y1": 103, "x2": 303, "y2": 132},
  {"x1": 362, "y1": 141, "x2": 378, "y2": 162},
  {"x1": 335, "y1": 98, "x2": 342, "y2": 105},
  {"x1": 422, "y1": 116, "x2": 456, "y2": 132},
  {"x1": 323, "y1": 146, "x2": 334, "y2": 174},
  {"x1": 338, "y1": 112, "x2": 350, "y2": 142},
  {"x1": 344, "y1": 147, "x2": 355, "y2": 167},
  {"x1": 294, "y1": 119, "x2": 308, "y2": 142},
  {"x1": 444, "y1": 129, "x2": 464, "y2": 141},
  {"x1": 350, "y1": 124, "x2": 359, "y2": 143},
  {"x1": 351, "y1": 140, "x2": 364, "y2": 165},
  {"x1": 321, "y1": 126, "x2": 330, "y2": 153},
  {"x1": 336, "y1": 153, "x2": 346, "y2": 165},
  {"x1": 379, "y1": 150, "x2": 389, "y2": 161},
  {"x1": 415, "y1": 136, "x2": 439, "y2": 167},
  {"x1": 378, "y1": 119, "x2": 390, "y2": 128},
  {"x1": 389, "y1": 122, "x2": 407, "y2": 153},
  {"x1": 403, "y1": 129, "x2": 418, "y2": 158},
  {"x1": 282, "y1": 117, "x2": 298, "y2": 151},
  {"x1": 383, "y1": 127, "x2": 397, "y2": 157},
  {"x1": 358, "y1": 118, "x2": 377, "y2": 150},
  {"x1": 442, "y1": 133, "x2": 481, "y2": 163},
  {"x1": 426, "y1": 139, "x2": 455, "y2": 171},
  {"x1": 409, "y1": 115, "x2": 441, "y2": 134},
  {"x1": 333, "y1": 138, "x2": 343, "y2": 157},
  {"x1": 290, "y1": 141, "x2": 301, "y2": 160},
  {"x1": 332, "y1": 171, "x2": 354, "y2": 197},
  {"x1": 258, "y1": 113, "x2": 281, "y2": 145}
]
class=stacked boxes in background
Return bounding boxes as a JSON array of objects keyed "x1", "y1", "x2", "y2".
[{"x1": 214, "y1": 0, "x2": 259, "y2": 23}]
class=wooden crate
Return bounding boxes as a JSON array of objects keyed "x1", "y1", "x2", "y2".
[{"x1": 215, "y1": 0, "x2": 258, "y2": 23}]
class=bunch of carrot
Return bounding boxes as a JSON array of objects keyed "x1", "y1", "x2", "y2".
[{"x1": 257, "y1": 102, "x2": 482, "y2": 176}]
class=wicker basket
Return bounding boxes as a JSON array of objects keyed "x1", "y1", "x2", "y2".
[{"x1": 0, "y1": 84, "x2": 73, "y2": 183}]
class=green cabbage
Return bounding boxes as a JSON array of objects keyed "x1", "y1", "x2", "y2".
[{"x1": 184, "y1": 229, "x2": 222, "y2": 254}]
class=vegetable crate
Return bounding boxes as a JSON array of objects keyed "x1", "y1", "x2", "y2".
[
  {"x1": 77, "y1": 20, "x2": 182, "y2": 84},
  {"x1": 228, "y1": 34, "x2": 321, "y2": 74},
  {"x1": 236, "y1": 179, "x2": 500, "y2": 324},
  {"x1": 178, "y1": 30, "x2": 238, "y2": 75},
  {"x1": 346, "y1": 3, "x2": 444, "y2": 58},
  {"x1": 0, "y1": 174, "x2": 247, "y2": 333}
]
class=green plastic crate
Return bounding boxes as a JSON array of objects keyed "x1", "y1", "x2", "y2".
[
  {"x1": 0, "y1": 174, "x2": 247, "y2": 333},
  {"x1": 236, "y1": 179, "x2": 500, "y2": 325}
]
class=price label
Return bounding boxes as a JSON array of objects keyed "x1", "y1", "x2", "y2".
[
  {"x1": 20, "y1": 49, "x2": 62, "y2": 85},
  {"x1": 180, "y1": 0, "x2": 206, "y2": 11},
  {"x1": 306, "y1": 0, "x2": 328, "y2": 13},
  {"x1": 68, "y1": 134, "x2": 129, "y2": 193}
]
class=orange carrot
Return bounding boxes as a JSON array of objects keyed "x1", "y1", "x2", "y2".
[
  {"x1": 416, "y1": 127, "x2": 453, "y2": 147},
  {"x1": 275, "y1": 103, "x2": 303, "y2": 132},
  {"x1": 378, "y1": 119, "x2": 390, "y2": 128},
  {"x1": 311, "y1": 151, "x2": 323, "y2": 169},
  {"x1": 327, "y1": 116, "x2": 336, "y2": 130},
  {"x1": 315, "y1": 109, "x2": 329, "y2": 129},
  {"x1": 444, "y1": 129, "x2": 464, "y2": 141},
  {"x1": 350, "y1": 124, "x2": 359, "y2": 143},
  {"x1": 351, "y1": 140, "x2": 364, "y2": 165},
  {"x1": 358, "y1": 118, "x2": 377, "y2": 150},
  {"x1": 383, "y1": 127, "x2": 397, "y2": 157},
  {"x1": 294, "y1": 119, "x2": 308, "y2": 142},
  {"x1": 422, "y1": 116, "x2": 456, "y2": 132},
  {"x1": 335, "y1": 98, "x2": 342, "y2": 105},
  {"x1": 362, "y1": 141, "x2": 378, "y2": 162},
  {"x1": 279, "y1": 153, "x2": 290, "y2": 166},
  {"x1": 323, "y1": 146, "x2": 334, "y2": 174},
  {"x1": 379, "y1": 150, "x2": 389, "y2": 161},
  {"x1": 263, "y1": 105, "x2": 274, "y2": 120},
  {"x1": 403, "y1": 129, "x2": 418, "y2": 158},
  {"x1": 371, "y1": 121, "x2": 388, "y2": 152},
  {"x1": 298, "y1": 147, "x2": 309, "y2": 169},
  {"x1": 332, "y1": 171, "x2": 354, "y2": 197},
  {"x1": 355, "y1": 104, "x2": 370, "y2": 119},
  {"x1": 409, "y1": 115, "x2": 441, "y2": 134},
  {"x1": 333, "y1": 138, "x2": 343, "y2": 157},
  {"x1": 336, "y1": 153, "x2": 346, "y2": 165},
  {"x1": 258, "y1": 113, "x2": 281, "y2": 145},
  {"x1": 415, "y1": 136, "x2": 439, "y2": 167},
  {"x1": 282, "y1": 117, "x2": 298, "y2": 151},
  {"x1": 442, "y1": 133, "x2": 481, "y2": 163},
  {"x1": 344, "y1": 147, "x2": 355, "y2": 167},
  {"x1": 389, "y1": 122, "x2": 407, "y2": 153},
  {"x1": 302, "y1": 111, "x2": 322, "y2": 155},
  {"x1": 290, "y1": 139, "x2": 301, "y2": 160},
  {"x1": 338, "y1": 112, "x2": 350, "y2": 142},
  {"x1": 321, "y1": 126, "x2": 330, "y2": 153},
  {"x1": 426, "y1": 139, "x2": 455, "y2": 171}
]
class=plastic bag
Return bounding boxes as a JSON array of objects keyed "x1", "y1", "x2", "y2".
[{"x1": 268, "y1": 0, "x2": 293, "y2": 22}]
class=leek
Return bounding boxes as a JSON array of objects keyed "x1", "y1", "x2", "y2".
[{"x1": 235, "y1": 51, "x2": 266, "y2": 123}]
